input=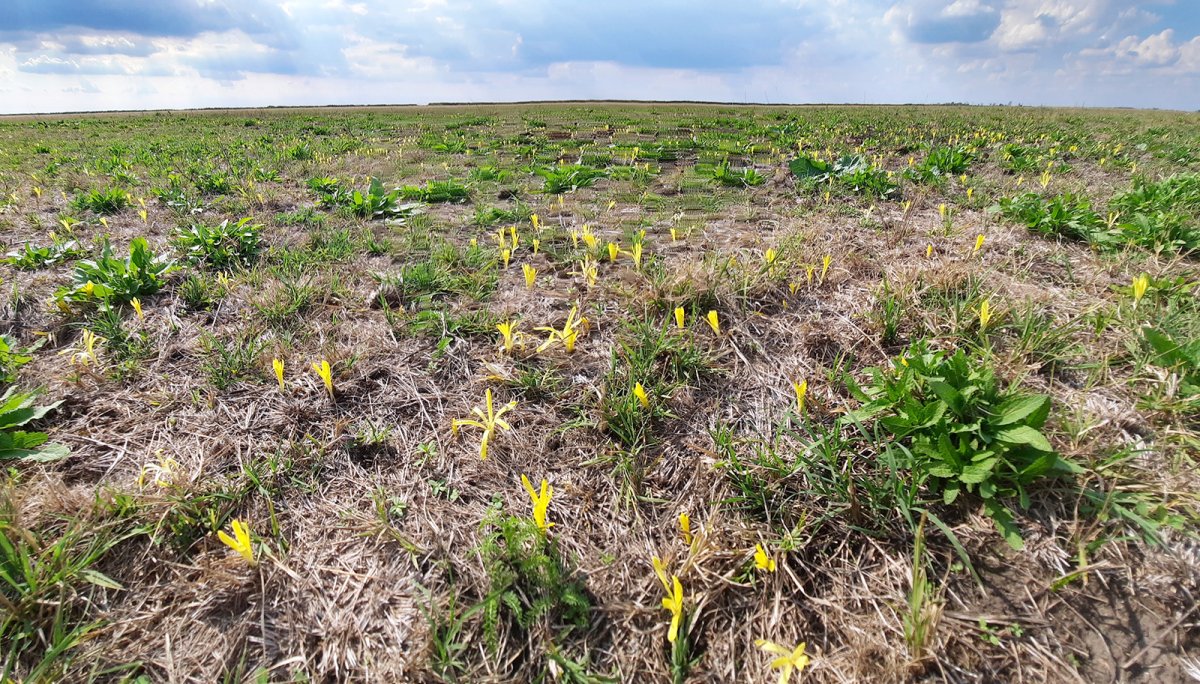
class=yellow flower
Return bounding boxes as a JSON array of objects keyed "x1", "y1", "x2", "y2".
[
  {"x1": 938, "y1": 203, "x2": 947, "y2": 218},
  {"x1": 633, "y1": 382, "x2": 650, "y2": 409},
  {"x1": 973, "y1": 234, "x2": 985, "y2": 254},
  {"x1": 311, "y1": 359, "x2": 334, "y2": 397},
  {"x1": 754, "y1": 543, "x2": 777, "y2": 573},
  {"x1": 670, "y1": 227, "x2": 679, "y2": 241},
  {"x1": 451, "y1": 388, "x2": 516, "y2": 460},
  {"x1": 532, "y1": 238, "x2": 541, "y2": 255},
  {"x1": 530, "y1": 213, "x2": 540, "y2": 231},
  {"x1": 71, "y1": 329, "x2": 104, "y2": 367},
  {"x1": 679, "y1": 513, "x2": 692, "y2": 545},
  {"x1": 755, "y1": 639, "x2": 810, "y2": 684},
  {"x1": 793, "y1": 379, "x2": 807, "y2": 414},
  {"x1": 520, "y1": 474, "x2": 554, "y2": 531},
  {"x1": 83, "y1": 281, "x2": 95, "y2": 297},
  {"x1": 627, "y1": 242, "x2": 643, "y2": 270},
  {"x1": 607, "y1": 242, "x2": 619, "y2": 262},
  {"x1": 273, "y1": 358, "x2": 285, "y2": 390},
  {"x1": 652, "y1": 557, "x2": 685, "y2": 643},
  {"x1": 705, "y1": 310, "x2": 720, "y2": 335},
  {"x1": 137, "y1": 451, "x2": 179, "y2": 489},
  {"x1": 926, "y1": 243, "x2": 933, "y2": 258},
  {"x1": 820, "y1": 254, "x2": 831, "y2": 281},
  {"x1": 217, "y1": 519, "x2": 256, "y2": 566},
  {"x1": 536, "y1": 306, "x2": 587, "y2": 353},
  {"x1": 523, "y1": 264, "x2": 537, "y2": 289},
  {"x1": 501, "y1": 248, "x2": 511, "y2": 269},
  {"x1": 580, "y1": 225, "x2": 597, "y2": 250},
  {"x1": 765, "y1": 248, "x2": 778, "y2": 269},
  {"x1": 1131, "y1": 273, "x2": 1149, "y2": 307},
  {"x1": 497, "y1": 321, "x2": 517, "y2": 352},
  {"x1": 138, "y1": 209, "x2": 148, "y2": 223},
  {"x1": 978, "y1": 298, "x2": 991, "y2": 331},
  {"x1": 130, "y1": 297, "x2": 143, "y2": 320},
  {"x1": 674, "y1": 307, "x2": 685, "y2": 329}
]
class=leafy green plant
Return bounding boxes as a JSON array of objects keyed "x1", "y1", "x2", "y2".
[
  {"x1": 174, "y1": 218, "x2": 263, "y2": 270},
  {"x1": 469, "y1": 165, "x2": 512, "y2": 182},
  {"x1": 477, "y1": 509, "x2": 590, "y2": 655},
  {"x1": 907, "y1": 146, "x2": 972, "y2": 182},
  {"x1": 0, "y1": 387, "x2": 68, "y2": 462},
  {"x1": 998, "y1": 192, "x2": 1103, "y2": 243},
  {"x1": 1141, "y1": 326, "x2": 1200, "y2": 413},
  {"x1": 191, "y1": 167, "x2": 233, "y2": 195},
  {"x1": 71, "y1": 187, "x2": 131, "y2": 215},
  {"x1": 789, "y1": 154, "x2": 897, "y2": 198},
  {"x1": 3, "y1": 238, "x2": 82, "y2": 270},
  {"x1": 845, "y1": 343, "x2": 1078, "y2": 549},
  {"x1": 536, "y1": 164, "x2": 606, "y2": 194},
  {"x1": 1108, "y1": 174, "x2": 1200, "y2": 252},
  {"x1": 0, "y1": 336, "x2": 43, "y2": 384},
  {"x1": 399, "y1": 180, "x2": 470, "y2": 204},
  {"x1": 699, "y1": 160, "x2": 763, "y2": 188},
  {"x1": 347, "y1": 178, "x2": 423, "y2": 219},
  {"x1": 998, "y1": 144, "x2": 1040, "y2": 174},
  {"x1": 54, "y1": 238, "x2": 175, "y2": 308}
]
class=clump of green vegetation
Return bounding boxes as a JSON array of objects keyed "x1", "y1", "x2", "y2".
[
  {"x1": 698, "y1": 160, "x2": 764, "y2": 188},
  {"x1": 998, "y1": 192, "x2": 1101, "y2": 243},
  {"x1": 0, "y1": 386, "x2": 68, "y2": 462},
  {"x1": 174, "y1": 218, "x2": 263, "y2": 270},
  {"x1": 3, "y1": 237, "x2": 82, "y2": 270},
  {"x1": 477, "y1": 507, "x2": 590, "y2": 654},
  {"x1": 310, "y1": 177, "x2": 423, "y2": 219},
  {"x1": 54, "y1": 237, "x2": 175, "y2": 309},
  {"x1": 906, "y1": 146, "x2": 973, "y2": 182},
  {"x1": 998, "y1": 144, "x2": 1041, "y2": 173},
  {"x1": 71, "y1": 187, "x2": 131, "y2": 215},
  {"x1": 845, "y1": 343, "x2": 1077, "y2": 549},
  {"x1": 0, "y1": 335, "x2": 42, "y2": 384},
  {"x1": 789, "y1": 154, "x2": 898, "y2": 198},
  {"x1": 1108, "y1": 174, "x2": 1200, "y2": 251},
  {"x1": 536, "y1": 164, "x2": 607, "y2": 194},
  {"x1": 399, "y1": 180, "x2": 470, "y2": 204}
]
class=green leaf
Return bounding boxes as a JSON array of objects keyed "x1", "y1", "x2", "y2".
[
  {"x1": 80, "y1": 569, "x2": 124, "y2": 590},
  {"x1": 995, "y1": 395, "x2": 1050, "y2": 427},
  {"x1": 928, "y1": 380, "x2": 962, "y2": 412},
  {"x1": 984, "y1": 499, "x2": 1025, "y2": 551},
  {"x1": 996, "y1": 425, "x2": 1054, "y2": 452},
  {"x1": 960, "y1": 458, "x2": 997, "y2": 484},
  {"x1": 942, "y1": 483, "x2": 960, "y2": 505},
  {"x1": 788, "y1": 156, "x2": 831, "y2": 179}
]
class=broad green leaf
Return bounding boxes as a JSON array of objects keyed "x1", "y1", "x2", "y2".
[
  {"x1": 996, "y1": 425, "x2": 1054, "y2": 452},
  {"x1": 995, "y1": 395, "x2": 1050, "y2": 426},
  {"x1": 960, "y1": 458, "x2": 997, "y2": 484},
  {"x1": 788, "y1": 156, "x2": 831, "y2": 179}
]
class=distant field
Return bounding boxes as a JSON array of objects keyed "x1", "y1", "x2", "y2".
[{"x1": 0, "y1": 103, "x2": 1197, "y2": 682}]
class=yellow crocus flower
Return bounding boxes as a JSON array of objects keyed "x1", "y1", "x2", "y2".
[
  {"x1": 755, "y1": 640, "x2": 810, "y2": 684},
  {"x1": 520, "y1": 474, "x2": 554, "y2": 532},
  {"x1": 217, "y1": 519, "x2": 256, "y2": 566},
  {"x1": 754, "y1": 543, "x2": 777, "y2": 573}
]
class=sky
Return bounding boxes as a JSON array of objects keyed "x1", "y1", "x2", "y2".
[{"x1": 0, "y1": 0, "x2": 1197, "y2": 114}]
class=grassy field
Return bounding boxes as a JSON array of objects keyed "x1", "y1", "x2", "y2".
[{"x1": 1, "y1": 103, "x2": 1198, "y2": 682}]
